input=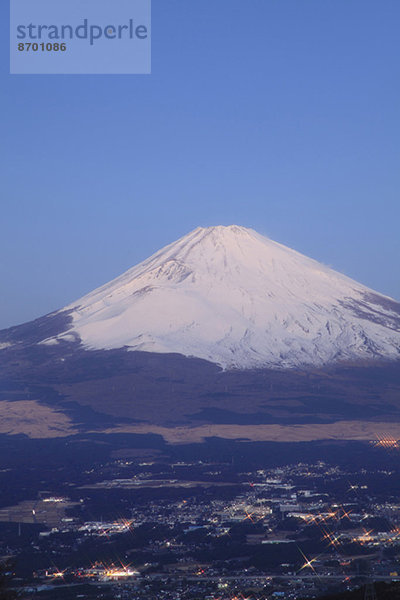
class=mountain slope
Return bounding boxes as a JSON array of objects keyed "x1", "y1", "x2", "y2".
[{"x1": 38, "y1": 225, "x2": 400, "y2": 370}]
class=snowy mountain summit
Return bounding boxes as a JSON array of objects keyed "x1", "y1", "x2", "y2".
[{"x1": 54, "y1": 225, "x2": 400, "y2": 369}]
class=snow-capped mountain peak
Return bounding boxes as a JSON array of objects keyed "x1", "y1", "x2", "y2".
[{"x1": 48, "y1": 225, "x2": 400, "y2": 369}]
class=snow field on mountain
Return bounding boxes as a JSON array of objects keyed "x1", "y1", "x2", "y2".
[{"x1": 47, "y1": 225, "x2": 400, "y2": 369}]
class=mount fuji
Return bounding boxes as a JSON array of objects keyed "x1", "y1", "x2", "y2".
[
  {"x1": 40, "y1": 225, "x2": 400, "y2": 370},
  {"x1": 1, "y1": 225, "x2": 400, "y2": 441}
]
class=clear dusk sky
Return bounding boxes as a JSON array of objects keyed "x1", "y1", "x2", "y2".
[{"x1": 1, "y1": 0, "x2": 399, "y2": 329}]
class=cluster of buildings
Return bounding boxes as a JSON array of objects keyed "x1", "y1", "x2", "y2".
[{"x1": 4, "y1": 456, "x2": 400, "y2": 599}]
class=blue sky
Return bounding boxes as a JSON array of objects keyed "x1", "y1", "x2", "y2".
[{"x1": 1, "y1": 0, "x2": 399, "y2": 328}]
